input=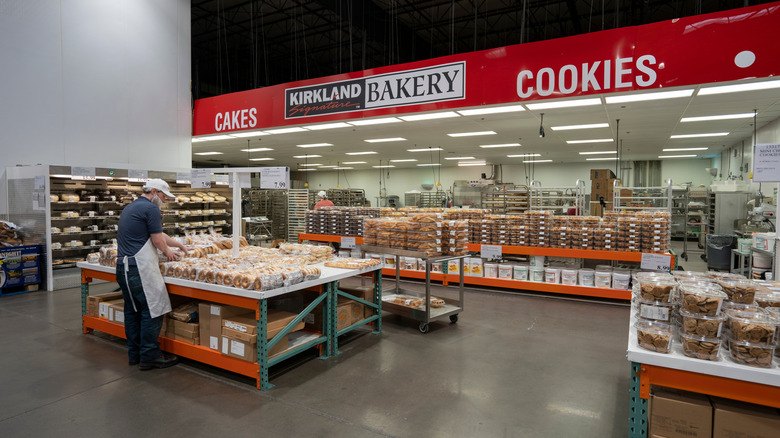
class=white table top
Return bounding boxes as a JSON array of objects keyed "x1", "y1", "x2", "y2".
[{"x1": 77, "y1": 261, "x2": 381, "y2": 300}]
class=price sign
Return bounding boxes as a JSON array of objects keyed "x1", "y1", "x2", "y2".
[
  {"x1": 128, "y1": 169, "x2": 148, "y2": 182},
  {"x1": 190, "y1": 169, "x2": 211, "y2": 189},
  {"x1": 480, "y1": 244, "x2": 502, "y2": 260},
  {"x1": 641, "y1": 253, "x2": 672, "y2": 272},
  {"x1": 260, "y1": 167, "x2": 290, "y2": 189},
  {"x1": 214, "y1": 174, "x2": 229, "y2": 185},
  {"x1": 34, "y1": 175, "x2": 45, "y2": 190},
  {"x1": 176, "y1": 171, "x2": 191, "y2": 184},
  {"x1": 71, "y1": 167, "x2": 96, "y2": 181},
  {"x1": 753, "y1": 143, "x2": 780, "y2": 182},
  {"x1": 341, "y1": 237, "x2": 356, "y2": 249}
]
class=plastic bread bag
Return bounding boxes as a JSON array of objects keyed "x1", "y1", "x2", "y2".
[{"x1": 281, "y1": 269, "x2": 304, "y2": 287}]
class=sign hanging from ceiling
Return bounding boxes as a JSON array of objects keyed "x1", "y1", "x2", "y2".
[{"x1": 193, "y1": 3, "x2": 780, "y2": 136}]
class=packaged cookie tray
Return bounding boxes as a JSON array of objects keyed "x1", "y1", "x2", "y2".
[
  {"x1": 635, "y1": 320, "x2": 673, "y2": 354},
  {"x1": 681, "y1": 333, "x2": 721, "y2": 361},
  {"x1": 714, "y1": 279, "x2": 758, "y2": 304},
  {"x1": 680, "y1": 285, "x2": 727, "y2": 316},
  {"x1": 679, "y1": 310, "x2": 726, "y2": 337},
  {"x1": 726, "y1": 309, "x2": 777, "y2": 344},
  {"x1": 727, "y1": 337, "x2": 775, "y2": 367}
]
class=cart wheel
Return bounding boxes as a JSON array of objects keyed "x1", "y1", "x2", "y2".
[
  {"x1": 449, "y1": 314, "x2": 459, "y2": 324},
  {"x1": 418, "y1": 323, "x2": 430, "y2": 334}
]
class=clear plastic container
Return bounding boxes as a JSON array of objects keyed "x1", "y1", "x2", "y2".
[
  {"x1": 579, "y1": 268, "x2": 595, "y2": 287},
  {"x1": 722, "y1": 301, "x2": 761, "y2": 312},
  {"x1": 513, "y1": 264, "x2": 529, "y2": 281},
  {"x1": 636, "y1": 277, "x2": 677, "y2": 302},
  {"x1": 679, "y1": 284, "x2": 728, "y2": 316},
  {"x1": 708, "y1": 271, "x2": 746, "y2": 280},
  {"x1": 766, "y1": 308, "x2": 780, "y2": 357},
  {"x1": 679, "y1": 309, "x2": 726, "y2": 337},
  {"x1": 727, "y1": 337, "x2": 775, "y2": 367},
  {"x1": 714, "y1": 278, "x2": 758, "y2": 304},
  {"x1": 634, "y1": 296, "x2": 676, "y2": 323},
  {"x1": 635, "y1": 320, "x2": 673, "y2": 353},
  {"x1": 725, "y1": 308, "x2": 777, "y2": 344},
  {"x1": 680, "y1": 333, "x2": 721, "y2": 361},
  {"x1": 672, "y1": 271, "x2": 709, "y2": 281},
  {"x1": 755, "y1": 289, "x2": 780, "y2": 308}
]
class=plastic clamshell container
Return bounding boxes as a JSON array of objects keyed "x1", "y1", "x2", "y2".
[
  {"x1": 679, "y1": 284, "x2": 728, "y2": 316},
  {"x1": 679, "y1": 309, "x2": 726, "y2": 337},
  {"x1": 707, "y1": 271, "x2": 746, "y2": 281},
  {"x1": 765, "y1": 308, "x2": 780, "y2": 357},
  {"x1": 727, "y1": 337, "x2": 775, "y2": 367},
  {"x1": 634, "y1": 296, "x2": 676, "y2": 323},
  {"x1": 755, "y1": 289, "x2": 780, "y2": 308},
  {"x1": 725, "y1": 308, "x2": 777, "y2": 344},
  {"x1": 680, "y1": 333, "x2": 721, "y2": 361},
  {"x1": 635, "y1": 320, "x2": 673, "y2": 354},
  {"x1": 722, "y1": 301, "x2": 761, "y2": 312},
  {"x1": 672, "y1": 271, "x2": 709, "y2": 281},
  {"x1": 636, "y1": 277, "x2": 677, "y2": 303},
  {"x1": 714, "y1": 278, "x2": 758, "y2": 304}
]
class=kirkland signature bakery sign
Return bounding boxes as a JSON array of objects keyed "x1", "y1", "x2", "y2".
[{"x1": 285, "y1": 62, "x2": 465, "y2": 118}]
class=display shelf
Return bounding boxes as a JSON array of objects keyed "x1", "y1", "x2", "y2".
[
  {"x1": 299, "y1": 233, "x2": 364, "y2": 245},
  {"x1": 52, "y1": 201, "x2": 128, "y2": 205},
  {"x1": 529, "y1": 180, "x2": 585, "y2": 213},
  {"x1": 465, "y1": 244, "x2": 674, "y2": 264},
  {"x1": 447, "y1": 274, "x2": 631, "y2": 300}
]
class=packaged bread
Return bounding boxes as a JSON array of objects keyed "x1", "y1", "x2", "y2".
[
  {"x1": 191, "y1": 196, "x2": 203, "y2": 202},
  {"x1": 50, "y1": 194, "x2": 60, "y2": 202},
  {"x1": 61, "y1": 194, "x2": 80, "y2": 202},
  {"x1": 177, "y1": 196, "x2": 190, "y2": 202}
]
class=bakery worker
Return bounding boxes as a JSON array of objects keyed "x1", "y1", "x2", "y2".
[
  {"x1": 313, "y1": 190, "x2": 335, "y2": 209},
  {"x1": 116, "y1": 178, "x2": 189, "y2": 370}
]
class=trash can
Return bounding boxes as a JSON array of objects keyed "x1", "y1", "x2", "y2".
[{"x1": 706, "y1": 234, "x2": 737, "y2": 271}]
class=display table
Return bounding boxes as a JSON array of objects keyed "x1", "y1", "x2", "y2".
[
  {"x1": 78, "y1": 261, "x2": 382, "y2": 390},
  {"x1": 626, "y1": 315, "x2": 780, "y2": 437}
]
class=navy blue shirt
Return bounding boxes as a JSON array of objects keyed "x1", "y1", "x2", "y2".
[{"x1": 117, "y1": 197, "x2": 163, "y2": 259}]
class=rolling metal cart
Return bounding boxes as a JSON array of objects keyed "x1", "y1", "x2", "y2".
[{"x1": 361, "y1": 244, "x2": 466, "y2": 333}]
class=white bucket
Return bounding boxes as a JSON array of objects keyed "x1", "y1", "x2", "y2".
[
  {"x1": 737, "y1": 238, "x2": 752, "y2": 254},
  {"x1": 529, "y1": 255, "x2": 545, "y2": 268},
  {"x1": 514, "y1": 264, "x2": 529, "y2": 281},
  {"x1": 579, "y1": 268, "x2": 595, "y2": 287},
  {"x1": 561, "y1": 269, "x2": 578, "y2": 285},
  {"x1": 447, "y1": 260, "x2": 460, "y2": 274},
  {"x1": 403, "y1": 257, "x2": 418, "y2": 271},
  {"x1": 470, "y1": 258, "x2": 484, "y2": 277},
  {"x1": 752, "y1": 252, "x2": 773, "y2": 269},
  {"x1": 612, "y1": 271, "x2": 631, "y2": 290},
  {"x1": 431, "y1": 261, "x2": 443, "y2": 272},
  {"x1": 752, "y1": 232, "x2": 776, "y2": 251},
  {"x1": 531, "y1": 268, "x2": 545, "y2": 282},
  {"x1": 498, "y1": 264, "x2": 513, "y2": 279},
  {"x1": 485, "y1": 263, "x2": 499, "y2": 279},
  {"x1": 595, "y1": 270, "x2": 612, "y2": 288},
  {"x1": 384, "y1": 255, "x2": 396, "y2": 268},
  {"x1": 545, "y1": 267, "x2": 561, "y2": 284},
  {"x1": 752, "y1": 267, "x2": 770, "y2": 280}
]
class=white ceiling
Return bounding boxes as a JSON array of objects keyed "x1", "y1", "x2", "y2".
[{"x1": 192, "y1": 78, "x2": 780, "y2": 170}]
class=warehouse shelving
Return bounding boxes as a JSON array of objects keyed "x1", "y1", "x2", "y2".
[
  {"x1": 529, "y1": 180, "x2": 585, "y2": 213},
  {"x1": 480, "y1": 185, "x2": 530, "y2": 214}
]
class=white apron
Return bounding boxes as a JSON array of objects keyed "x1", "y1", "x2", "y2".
[{"x1": 122, "y1": 239, "x2": 171, "y2": 318}]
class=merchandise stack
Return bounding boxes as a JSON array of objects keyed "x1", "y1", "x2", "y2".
[
  {"x1": 510, "y1": 215, "x2": 530, "y2": 247},
  {"x1": 442, "y1": 220, "x2": 469, "y2": 256},
  {"x1": 526, "y1": 210, "x2": 553, "y2": 247},
  {"x1": 589, "y1": 169, "x2": 618, "y2": 217},
  {"x1": 549, "y1": 215, "x2": 570, "y2": 249},
  {"x1": 617, "y1": 214, "x2": 642, "y2": 252},
  {"x1": 639, "y1": 211, "x2": 671, "y2": 254}
]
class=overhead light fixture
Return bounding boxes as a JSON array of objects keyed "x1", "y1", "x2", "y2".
[
  {"x1": 194, "y1": 152, "x2": 223, "y2": 155},
  {"x1": 249, "y1": 157, "x2": 274, "y2": 161},
  {"x1": 408, "y1": 147, "x2": 443, "y2": 152},
  {"x1": 297, "y1": 143, "x2": 333, "y2": 148},
  {"x1": 539, "y1": 113, "x2": 545, "y2": 138},
  {"x1": 342, "y1": 161, "x2": 367, "y2": 164},
  {"x1": 192, "y1": 135, "x2": 234, "y2": 142},
  {"x1": 347, "y1": 117, "x2": 402, "y2": 126},
  {"x1": 681, "y1": 113, "x2": 755, "y2": 122},
  {"x1": 585, "y1": 157, "x2": 619, "y2": 161},
  {"x1": 264, "y1": 127, "x2": 308, "y2": 134},
  {"x1": 551, "y1": 123, "x2": 609, "y2": 131},
  {"x1": 345, "y1": 151, "x2": 377, "y2": 155},
  {"x1": 445, "y1": 156, "x2": 476, "y2": 160},
  {"x1": 297, "y1": 169, "x2": 317, "y2": 172},
  {"x1": 662, "y1": 147, "x2": 708, "y2": 152},
  {"x1": 365, "y1": 137, "x2": 406, "y2": 143},
  {"x1": 458, "y1": 161, "x2": 487, "y2": 166},
  {"x1": 240, "y1": 147, "x2": 273, "y2": 152},
  {"x1": 230, "y1": 131, "x2": 270, "y2": 138},
  {"x1": 293, "y1": 154, "x2": 322, "y2": 158},
  {"x1": 698, "y1": 79, "x2": 780, "y2": 95},
  {"x1": 319, "y1": 165, "x2": 337, "y2": 168},
  {"x1": 566, "y1": 139, "x2": 614, "y2": 144},
  {"x1": 333, "y1": 167, "x2": 354, "y2": 170},
  {"x1": 390, "y1": 159, "x2": 418, "y2": 162},
  {"x1": 302, "y1": 122, "x2": 351, "y2": 130},
  {"x1": 526, "y1": 98, "x2": 601, "y2": 110},
  {"x1": 480, "y1": 143, "x2": 521, "y2": 148},
  {"x1": 417, "y1": 163, "x2": 441, "y2": 167},
  {"x1": 299, "y1": 163, "x2": 322, "y2": 167},
  {"x1": 523, "y1": 159, "x2": 552, "y2": 163},
  {"x1": 507, "y1": 154, "x2": 541, "y2": 157},
  {"x1": 605, "y1": 89, "x2": 694, "y2": 104},
  {"x1": 457, "y1": 105, "x2": 526, "y2": 116},
  {"x1": 399, "y1": 111, "x2": 460, "y2": 121},
  {"x1": 447, "y1": 131, "x2": 497, "y2": 137},
  {"x1": 670, "y1": 133, "x2": 728, "y2": 139},
  {"x1": 659, "y1": 155, "x2": 697, "y2": 158},
  {"x1": 191, "y1": 138, "x2": 206, "y2": 143},
  {"x1": 579, "y1": 151, "x2": 617, "y2": 155},
  {"x1": 372, "y1": 165, "x2": 395, "y2": 168}
]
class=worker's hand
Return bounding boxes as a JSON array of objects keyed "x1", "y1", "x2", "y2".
[
  {"x1": 165, "y1": 249, "x2": 181, "y2": 261},
  {"x1": 179, "y1": 244, "x2": 191, "y2": 256}
]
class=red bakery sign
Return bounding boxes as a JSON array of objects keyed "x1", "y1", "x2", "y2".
[{"x1": 194, "y1": 2, "x2": 780, "y2": 136}]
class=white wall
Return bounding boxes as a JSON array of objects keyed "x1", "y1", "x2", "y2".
[
  {"x1": 660, "y1": 158, "x2": 715, "y2": 188},
  {"x1": 0, "y1": 0, "x2": 191, "y2": 214}
]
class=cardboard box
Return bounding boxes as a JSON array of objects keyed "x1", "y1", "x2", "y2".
[
  {"x1": 171, "y1": 333, "x2": 200, "y2": 345},
  {"x1": 172, "y1": 319, "x2": 199, "y2": 338},
  {"x1": 222, "y1": 309, "x2": 304, "y2": 337},
  {"x1": 220, "y1": 326, "x2": 290, "y2": 360},
  {"x1": 338, "y1": 285, "x2": 376, "y2": 321},
  {"x1": 99, "y1": 298, "x2": 124, "y2": 319},
  {"x1": 88, "y1": 292, "x2": 123, "y2": 317},
  {"x1": 650, "y1": 389, "x2": 712, "y2": 438},
  {"x1": 712, "y1": 397, "x2": 780, "y2": 438},
  {"x1": 108, "y1": 302, "x2": 125, "y2": 325},
  {"x1": 198, "y1": 303, "x2": 247, "y2": 351},
  {"x1": 590, "y1": 168, "x2": 616, "y2": 180}
]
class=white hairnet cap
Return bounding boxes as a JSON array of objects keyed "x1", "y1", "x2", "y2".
[{"x1": 318, "y1": 191, "x2": 327, "y2": 198}]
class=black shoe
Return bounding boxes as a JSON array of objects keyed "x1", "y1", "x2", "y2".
[
  {"x1": 139, "y1": 354, "x2": 178, "y2": 370},
  {"x1": 129, "y1": 359, "x2": 140, "y2": 366}
]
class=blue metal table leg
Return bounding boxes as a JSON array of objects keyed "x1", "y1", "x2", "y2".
[
  {"x1": 373, "y1": 270, "x2": 382, "y2": 334},
  {"x1": 257, "y1": 299, "x2": 273, "y2": 390},
  {"x1": 629, "y1": 361, "x2": 649, "y2": 438}
]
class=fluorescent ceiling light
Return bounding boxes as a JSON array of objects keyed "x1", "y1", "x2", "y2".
[
  {"x1": 526, "y1": 98, "x2": 601, "y2": 110},
  {"x1": 458, "y1": 162, "x2": 488, "y2": 166},
  {"x1": 457, "y1": 105, "x2": 526, "y2": 116},
  {"x1": 399, "y1": 111, "x2": 460, "y2": 121},
  {"x1": 670, "y1": 133, "x2": 728, "y2": 139},
  {"x1": 662, "y1": 147, "x2": 708, "y2": 152},
  {"x1": 240, "y1": 148, "x2": 273, "y2": 152},
  {"x1": 372, "y1": 165, "x2": 395, "y2": 168},
  {"x1": 293, "y1": 154, "x2": 322, "y2": 158},
  {"x1": 447, "y1": 131, "x2": 497, "y2": 137},
  {"x1": 265, "y1": 127, "x2": 308, "y2": 134},
  {"x1": 299, "y1": 163, "x2": 322, "y2": 167},
  {"x1": 551, "y1": 123, "x2": 609, "y2": 131},
  {"x1": 193, "y1": 135, "x2": 234, "y2": 142},
  {"x1": 605, "y1": 89, "x2": 694, "y2": 104},
  {"x1": 347, "y1": 117, "x2": 402, "y2": 126},
  {"x1": 523, "y1": 159, "x2": 552, "y2": 163},
  {"x1": 507, "y1": 154, "x2": 541, "y2": 157},
  {"x1": 342, "y1": 161, "x2": 367, "y2": 164},
  {"x1": 698, "y1": 79, "x2": 780, "y2": 95},
  {"x1": 480, "y1": 143, "x2": 521, "y2": 148},
  {"x1": 319, "y1": 165, "x2": 337, "y2": 168},
  {"x1": 417, "y1": 163, "x2": 441, "y2": 167},
  {"x1": 585, "y1": 157, "x2": 618, "y2": 161},
  {"x1": 191, "y1": 138, "x2": 206, "y2": 143},
  {"x1": 297, "y1": 169, "x2": 317, "y2": 172},
  {"x1": 445, "y1": 156, "x2": 476, "y2": 160},
  {"x1": 659, "y1": 155, "x2": 697, "y2": 158},
  {"x1": 230, "y1": 131, "x2": 269, "y2": 138},
  {"x1": 566, "y1": 139, "x2": 614, "y2": 144},
  {"x1": 297, "y1": 143, "x2": 332, "y2": 148},
  {"x1": 345, "y1": 151, "x2": 377, "y2": 155},
  {"x1": 390, "y1": 159, "x2": 418, "y2": 162},
  {"x1": 249, "y1": 157, "x2": 274, "y2": 161},
  {"x1": 333, "y1": 167, "x2": 354, "y2": 170},
  {"x1": 579, "y1": 151, "x2": 617, "y2": 155},
  {"x1": 681, "y1": 113, "x2": 755, "y2": 122},
  {"x1": 408, "y1": 147, "x2": 443, "y2": 152},
  {"x1": 365, "y1": 137, "x2": 406, "y2": 143},
  {"x1": 302, "y1": 122, "x2": 351, "y2": 130},
  {"x1": 194, "y1": 152, "x2": 223, "y2": 155}
]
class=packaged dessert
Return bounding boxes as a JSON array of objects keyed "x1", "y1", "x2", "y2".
[
  {"x1": 681, "y1": 333, "x2": 721, "y2": 361},
  {"x1": 755, "y1": 289, "x2": 780, "y2": 308},
  {"x1": 635, "y1": 276, "x2": 676, "y2": 302},
  {"x1": 679, "y1": 284, "x2": 727, "y2": 316},
  {"x1": 714, "y1": 278, "x2": 758, "y2": 304},
  {"x1": 726, "y1": 309, "x2": 777, "y2": 344},
  {"x1": 727, "y1": 337, "x2": 775, "y2": 367},
  {"x1": 679, "y1": 309, "x2": 726, "y2": 337},
  {"x1": 635, "y1": 320, "x2": 673, "y2": 353}
]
